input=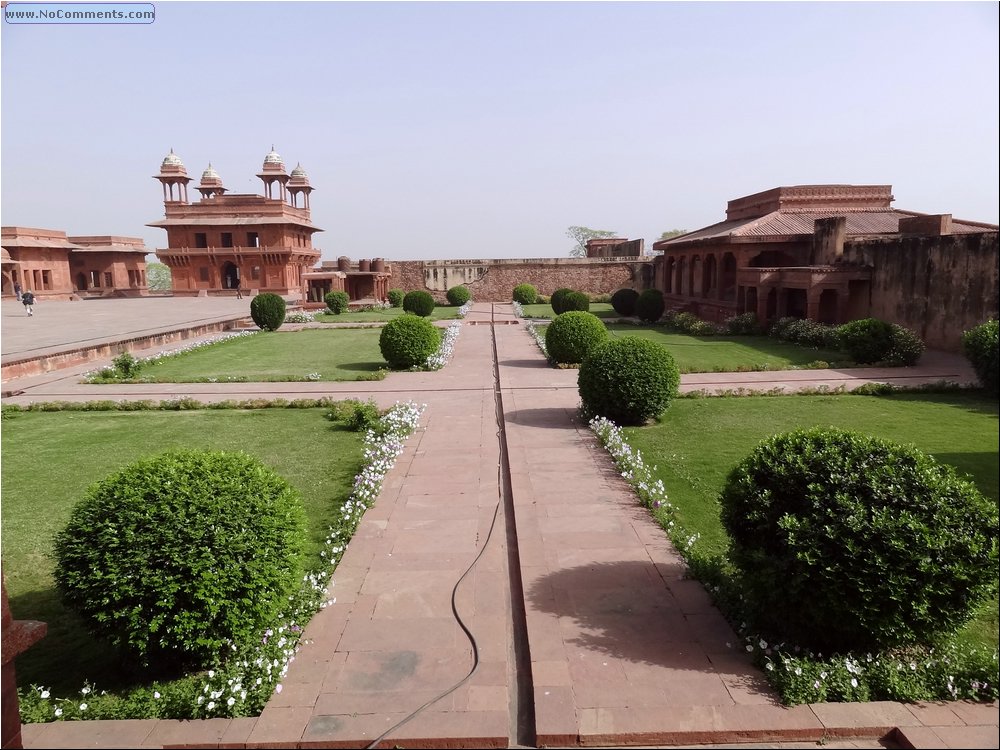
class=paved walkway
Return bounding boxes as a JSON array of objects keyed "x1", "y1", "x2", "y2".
[{"x1": 3, "y1": 300, "x2": 996, "y2": 748}]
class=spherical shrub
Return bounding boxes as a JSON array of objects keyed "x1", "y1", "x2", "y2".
[
  {"x1": 884, "y1": 323, "x2": 924, "y2": 366},
  {"x1": 446, "y1": 285, "x2": 471, "y2": 306},
  {"x1": 250, "y1": 292, "x2": 286, "y2": 331},
  {"x1": 324, "y1": 290, "x2": 350, "y2": 314},
  {"x1": 634, "y1": 289, "x2": 665, "y2": 323},
  {"x1": 611, "y1": 288, "x2": 640, "y2": 316},
  {"x1": 962, "y1": 319, "x2": 998, "y2": 394},
  {"x1": 512, "y1": 284, "x2": 537, "y2": 305},
  {"x1": 544, "y1": 311, "x2": 610, "y2": 365},
  {"x1": 720, "y1": 428, "x2": 999, "y2": 653},
  {"x1": 53, "y1": 449, "x2": 306, "y2": 670},
  {"x1": 387, "y1": 288, "x2": 405, "y2": 308},
  {"x1": 578, "y1": 337, "x2": 680, "y2": 425},
  {"x1": 379, "y1": 314, "x2": 441, "y2": 369},
  {"x1": 550, "y1": 288, "x2": 575, "y2": 314},
  {"x1": 403, "y1": 290, "x2": 436, "y2": 317},
  {"x1": 837, "y1": 318, "x2": 895, "y2": 363},
  {"x1": 563, "y1": 291, "x2": 590, "y2": 312}
]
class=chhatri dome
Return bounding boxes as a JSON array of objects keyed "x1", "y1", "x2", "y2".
[
  {"x1": 290, "y1": 163, "x2": 308, "y2": 180},
  {"x1": 201, "y1": 163, "x2": 222, "y2": 183},
  {"x1": 263, "y1": 146, "x2": 284, "y2": 169},
  {"x1": 161, "y1": 149, "x2": 184, "y2": 169}
]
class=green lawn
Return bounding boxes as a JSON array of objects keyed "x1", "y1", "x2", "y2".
[
  {"x1": 605, "y1": 324, "x2": 848, "y2": 372},
  {"x1": 137, "y1": 329, "x2": 387, "y2": 381},
  {"x1": 314, "y1": 306, "x2": 460, "y2": 323},
  {"x1": 519, "y1": 302, "x2": 619, "y2": 320},
  {"x1": 623, "y1": 391, "x2": 999, "y2": 649},
  {"x1": 0, "y1": 409, "x2": 364, "y2": 693}
]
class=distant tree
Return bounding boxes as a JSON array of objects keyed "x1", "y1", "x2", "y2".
[
  {"x1": 567, "y1": 226, "x2": 618, "y2": 258},
  {"x1": 658, "y1": 229, "x2": 687, "y2": 241},
  {"x1": 147, "y1": 262, "x2": 172, "y2": 291}
]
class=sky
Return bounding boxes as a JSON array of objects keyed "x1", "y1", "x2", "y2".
[{"x1": 1, "y1": 1, "x2": 997, "y2": 262}]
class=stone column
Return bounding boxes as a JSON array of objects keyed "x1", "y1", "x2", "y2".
[
  {"x1": 806, "y1": 286, "x2": 821, "y2": 321},
  {"x1": 756, "y1": 286, "x2": 771, "y2": 324},
  {"x1": 2, "y1": 578, "x2": 47, "y2": 750}
]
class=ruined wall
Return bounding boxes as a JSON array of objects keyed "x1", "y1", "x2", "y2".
[
  {"x1": 842, "y1": 232, "x2": 999, "y2": 352},
  {"x1": 391, "y1": 258, "x2": 654, "y2": 302}
]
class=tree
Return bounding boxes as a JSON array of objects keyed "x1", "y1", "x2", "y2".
[
  {"x1": 658, "y1": 229, "x2": 687, "y2": 241},
  {"x1": 567, "y1": 226, "x2": 618, "y2": 258},
  {"x1": 147, "y1": 262, "x2": 172, "y2": 291}
]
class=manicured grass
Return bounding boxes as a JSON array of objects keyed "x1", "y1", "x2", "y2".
[
  {"x1": 0, "y1": 409, "x2": 365, "y2": 693},
  {"x1": 519, "y1": 302, "x2": 619, "y2": 320},
  {"x1": 138, "y1": 329, "x2": 387, "y2": 381},
  {"x1": 314, "y1": 306, "x2": 460, "y2": 323},
  {"x1": 622, "y1": 391, "x2": 999, "y2": 649}
]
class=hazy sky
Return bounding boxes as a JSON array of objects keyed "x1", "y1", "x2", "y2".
[{"x1": 2, "y1": 1, "x2": 997, "y2": 262}]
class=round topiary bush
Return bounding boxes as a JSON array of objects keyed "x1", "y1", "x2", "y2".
[
  {"x1": 250, "y1": 292, "x2": 286, "y2": 331},
  {"x1": 550, "y1": 288, "x2": 575, "y2": 315},
  {"x1": 324, "y1": 290, "x2": 350, "y2": 314},
  {"x1": 611, "y1": 288, "x2": 640, "y2": 317},
  {"x1": 387, "y1": 288, "x2": 405, "y2": 308},
  {"x1": 446, "y1": 285, "x2": 471, "y2": 306},
  {"x1": 634, "y1": 289, "x2": 665, "y2": 323},
  {"x1": 837, "y1": 318, "x2": 895, "y2": 364},
  {"x1": 379, "y1": 314, "x2": 441, "y2": 369},
  {"x1": 885, "y1": 323, "x2": 924, "y2": 366},
  {"x1": 513, "y1": 283, "x2": 537, "y2": 305},
  {"x1": 720, "y1": 428, "x2": 999, "y2": 654},
  {"x1": 562, "y1": 291, "x2": 590, "y2": 312},
  {"x1": 53, "y1": 449, "x2": 306, "y2": 670},
  {"x1": 544, "y1": 311, "x2": 610, "y2": 365},
  {"x1": 578, "y1": 336, "x2": 680, "y2": 425},
  {"x1": 962, "y1": 319, "x2": 998, "y2": 394},
  {"x1": 402, "y1": 290, "x2": 436, "y2": 317}
]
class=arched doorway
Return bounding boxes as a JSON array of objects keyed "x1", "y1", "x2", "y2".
[{"x1": 221, "y1": 262, "x2": 239, "y2": 290}]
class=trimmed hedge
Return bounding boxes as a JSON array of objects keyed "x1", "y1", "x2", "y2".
[
  {"x1": 563, "y1": 291, "x2": 590, "y2": 312},
  {"x1": 54, "y1": 449, "x2": 306, "y2": 670},
  {"x1": 551, "y1": 288, "x2": 575, "y2": 315},
  {"x1": 720, "y1": 428, "x2": 999, "y2": 653},
  {"x1": 611, "y1": 288, "x2": 640, "y2": 317},
  {"x1": 387, "y1": 289, "x2": 405, "y2": 307},
  {"x1": 837, "y1": 318, "x2": 895, "y2": 363},
  {"x1": 402, "y1": 290, "x2": 436, "y2": 317},
  {"x1": 544, "y1": 311, "x2": 609, "y2": 365},
  {"x1": 379, "y1": 315, "x2": 441, "y2": 369},
  {"x1": 512, "y1": 284, "x2": 537, "y2": 305},
  {"x1": 446, "y1": 285, "x2": 471, "y2": 306},
  {"x1": 249, "y1": 293, "x2": 286, "y2": 331},
  {"x1": 963, "y1": 319, "x2": 998, "y2": 394},
  {"x1": 324, "y1": 291, "x2": 350, "y2": 314},
  {"x1": 634, "y1": 289, "x2": 665, "y2": 323},
  {"x1": 578, "y1": 336, "x2": 680, "y2": 425}
]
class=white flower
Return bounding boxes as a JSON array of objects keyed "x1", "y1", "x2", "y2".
[
  {"x1": 227, "y1": 697, "x2": 235, "y2": 706},
  {"x1": 207, "y1": 701, "x2": 216, "y2": 710},
  {"x1": 153, "y1": 691, "x2": 161, "y2": 699},
  {"x1": 54, "y1": 708, "x2": 63, "y2": 717},
  {"x1": 79, "y1": 703, "x2": 88, "y2": 711},
  {"x1": 275, "y1": 683, "x2": 283, "y2": 694},
  {"x1": 80, "y1": 687, "x2": 91, "y2": 695},
  {"x1": 850, "y1": 678, "x2": 858, "y2": 688},
  {"x1": 40, "y1": 689, "x2": 50, "y2": 699}
]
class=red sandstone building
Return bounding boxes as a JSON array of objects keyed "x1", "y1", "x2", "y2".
[
  {"x1": 652, "y1": 185, "x2": 998, "y2": 328},
  {"x1": 149, "y1": 149, "x2": 321, "y2": 296},
  {"x1": 1, "y1": 227, "x2": 149, "y2": 300}
]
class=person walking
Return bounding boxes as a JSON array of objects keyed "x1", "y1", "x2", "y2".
[
  {"x1": 234, "y1": 275, "x2": 243, "y2": 300},
  {"x1": 21, "y1": 289, "x2": 35, "y2": 316},
  {"x1": 13, "y1": 281, "x2": 22, "y2": 301}
]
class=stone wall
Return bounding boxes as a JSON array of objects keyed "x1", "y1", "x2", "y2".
[
  {"x1": 391, "y1": 258, "x2": 655, "y2": 302},
  {"x1": 842, "y1": 231, "x2": 999, "y2": 352}
]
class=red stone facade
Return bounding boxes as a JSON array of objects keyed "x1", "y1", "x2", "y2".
[
  {"x1": 149, "y1": 150, "x2": 320, "y2": 296},
  {"x1": 391, "y1": 257, "x2": 655, "y2": 302},
  {"x1": 1, "y1": 228, "x2": 149, "y2": 300},
  {"x1": 302, "y1": 257, "x2": 391, "y2": 308}
]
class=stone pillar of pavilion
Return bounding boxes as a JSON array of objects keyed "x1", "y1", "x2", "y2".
[
  {"x1": 2, "y1": 578, "x2": 47, "y2": 750},
  {"x1": 256, "y1": 146, "x2": 289, "y2": 201},
  {"x1": 153, "y1": 149, "x2": 192, "y2": 204}
]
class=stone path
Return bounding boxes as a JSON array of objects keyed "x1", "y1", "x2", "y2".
[{"x1": 3, "y1": 300, "x2": 996, "y2": 749}]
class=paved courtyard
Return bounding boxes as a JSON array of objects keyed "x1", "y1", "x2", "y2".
[{"x1": 1, "y1": 298, "x2": 994, "y2": 749}]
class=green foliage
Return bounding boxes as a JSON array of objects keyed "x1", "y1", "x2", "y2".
[
  {"x1": 512, "y1": 283, "x2": 537, "y2": 305},
  {"x1": 146, "y1": 262, "x2": 172, "y2": 292},
  {"x1": 53, "y1": 449, "x2": 306, "y2": 670},
  {"x1": 112, "y1": 352, "x2": 142, "y2": 379},
  {"x1": 387, "y1": 289, "x2": 404, "y2": 307},
  {"x1": 544, "y1": 311, "x2": 610, "y2": 365},
  {"x1": 378, "y1": 315, "x2": 441, "y2": 369},
  {"x1": 725, "y1": 312, "x2": 762, "y2": 335},
  {"x1": 249, "y1": 293, "x2": 286, "y2": 331},
  {"x1": 550, "y1": 288, "x2": 575, "y2": 314},
  {"x1": 589, "y1": 293, "x2": 612, "y2": 303},
  {"x1": 837, "y1": 318, "x2": 895, "y2": 363},
  {"x1": 578, "y1": 336, "x2": 680, "y2": 425},
  {"x1": 690, "y1": 320, "x2": 721, "y2": 336},
  {"x1": 566, "y1": 225, "x2": 618, "y2": 258},
  {"x1": 963, "y1": 319, "x2": 998, "y2": 394},
  {"x1": 634, "y1": 289, "x2": 665, "y2": 323},
  {"x1": 885, "y1": 323, "x2": 925, "y2": 366},
  {"x1": 563, "y1": 291, "x2": 590, "y2": 312},
  {"x1": 610, "y1": 288, "x2": 640, "y2": 316},
  {"x1": 402, "y1": 290, "x2": 435, "y2": 317},
  {"x1": 720, "y1": 428, "x2": 999, "y2": 653},
  {"x1": 327, "y1": 398, "x2": 383, "y2": 433},
  {"x1": 323, "y1": 291, "x2": 350, "y2": 314},
  {"x1": 446, "y1": 285, "x2": 471, "y2": 306}
]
